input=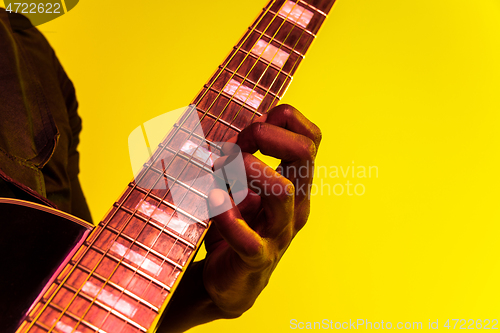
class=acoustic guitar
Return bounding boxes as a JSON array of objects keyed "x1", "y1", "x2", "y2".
[{"x1": 0, "y1": 1, "x2": 336, "y2": 332}]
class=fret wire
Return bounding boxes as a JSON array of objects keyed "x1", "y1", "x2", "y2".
[
  {"x1": 108, "y1": 2, "x2": 286, "y2": 225},
  {"x1": 232, "y1": 47, "x2": 293, "y2": 76},
  {"x1": 182, "y1": 0, "x2": 284, "y2": 122},
  {"x1": 45, "y1": 114, "x2": 215, "y2": 332},
  {"x1": 43, "y1": 178, "x2": 177, "y2": 333},
  {"x1": 112, "y1": 229, "x2": 184, "y2": 270},
  {"x1": 25, "y1": 233, "x2": 101, "y2": 333},
  {"x1": 251, "y1": 27, "x2": 306, "y2": 58},
  {"x1": 190, "y1": 0, "x2": 302, "y2": 145},
  {"x1": 254, "y1": 0, "x2": 324, "y2": 118},
  {"x1": 264, "y1": 0, "x2": 336, "y2": 114},
  {"x1": 42, "y1": 239, "x2": 131, "y2": 333},
  {"x1": 172, "y1": 123, "x2": 224, "y2": 150},
  {"x1": 33, "y1": 319, "x2": 56, "y2": 332},
  {"x1": 168, "y1": 0, "x2": 289, "y2": 151},
  {"x1": 204, "y1": 84, "x2": 266, "y2": 112},
  {"x1": 203, "y1": 0, "x2": 308, "y2": 141},
  {"x1": 27, "y1": 222, "x2": 116, "y2": 333},
  {"x1": 65, "y1": 188, "x2": 195, "y2": 332},
  {"x1": 299, "y1": 0, "x2": 328, "y2": 17},
  {"x1": 228, "y1": 0, "x2": 324, "y2": 132},
  {"x1": 145, "y1": 164, "x2": 208, "y2": 199},
  {"x1": 128, "y1": 2, "x2": 305, "y2": 280},
  {"x1": 65, "y1": 243, "x2": 167, "y2": 332},
  {"x1": 129, "y1": 0, "x2": 286, "y2": 200},
  {"x1": 133, "y1": 181, "x2": 208, "y2": 227},
  {"x1": 28, "y1": 3, "x2": 289, "y2": 333},
  {"x1": 145, "y1": 1, "x2": 291, "y2": 210},
  {"x1": 118, "y1": 2, "x2": 294, "y2": 258},
  {"x1": 75, "y1": 264, "x2": 160, "y2": 312},
  {"x1": 67, "y1": 148, "x2": 210, "y2": 333},
  {"x1": 44, "y1": 302, "x2": 104, "y2": 333},
  {"x1": 24, "y1": 2, "x2": 335, "y2": 332},
  {"x1": 116, "y1": 205, "x2": 196, "y2": 250},
  {"x1": 198, "y1": 104, "x2": 249, "y2": 132},
  {"x1": 193, "y1": 1, "x2": 293, "y2": 116},
  {"x1": 152, "y1": 145, "x2": 217, "y2": 182},
  {"x1": 91, "y1": 245, "x2": 172, "y2": 291},
  {"x1": 149, "y1": 2, "x2": 306, "y2": 238},
  {"x1": 134, "y1": 4, "x2": 299, "y2": 275},
  {"x1": 29, "y1": 163, "x2": 153, "y2": 331},
  {"x1": 60, "y1": 283, "x2": 148, "y2": 332},
  {"x1": 106, "y1": 202, "x2": 195, "y2": 301},
  {"x1": 267, "y1": 8, "x2": 318, "y2": 36},
  {"x1": 219, "y1": 65, "x2": 281, "y2": 100},
  {"x1": 73, "y1": 149, "x2": 205, "y2": 333}
]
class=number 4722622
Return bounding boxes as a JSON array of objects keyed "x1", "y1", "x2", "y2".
[
  {"x1": 5, "y1": 2, "x2": 61, "y2": 14},
  {"x1": 444, "y1": 319, "x2": 499, "y2": 329}
]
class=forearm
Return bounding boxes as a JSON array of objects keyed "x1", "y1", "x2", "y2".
[{"x1": 158, "y1": 260, "x2": 238, "y2": 333}]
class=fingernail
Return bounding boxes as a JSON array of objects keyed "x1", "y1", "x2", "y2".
[{"x1": 209, "y1": 189, "x2": 227, "y2": 208}]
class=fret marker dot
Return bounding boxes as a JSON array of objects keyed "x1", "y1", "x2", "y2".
[
  {"x1": 251, "y1": 39, "x2": 289, "y2": 68},
  {"x1": 223, "y1": 79, "x2": 264, "y2": 110},
  {"x1": 110, "y1": 241, "x2": 162, "y2": 276},
  {"x1": 82, "y1": 280, "x2": 138, "y2": 317},
  {"x1": 278, "y1": 1, "x2": 314, "y2": 28}
]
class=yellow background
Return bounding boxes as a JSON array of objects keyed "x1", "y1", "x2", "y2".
[{"x1": 4, "y1": 0, "x2": 499, "y2": 331}]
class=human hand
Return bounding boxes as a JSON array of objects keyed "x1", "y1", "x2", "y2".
[{"x1": 203, "y1": 104, "x2": 322, "y2": 316}]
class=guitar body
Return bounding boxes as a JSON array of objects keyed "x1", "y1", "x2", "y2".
[{"x1": 0, "y1": 199, "x2": 93, "y2": 333}]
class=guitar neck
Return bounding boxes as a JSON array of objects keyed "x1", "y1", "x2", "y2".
[{"x1": 17, "y1": 1, "x2": 335, "y2": 332}]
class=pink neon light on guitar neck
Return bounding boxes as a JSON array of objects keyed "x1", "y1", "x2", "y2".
[{"x1": 16, "y1": 1, "x2": 336, "y2": 332}]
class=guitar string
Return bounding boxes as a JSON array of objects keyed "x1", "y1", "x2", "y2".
[
  {"x1": 156, "y1": 0, "x2": 320, "y2": 198},
  {"x1": 124, "y1": 0, "x2": 309, "y2": 232},
  {"x1": 99, "y1": 0, "x2": 306, "y2": 330},
  {"x1": 186, "y1": 0, "x2": 327, "y2": 173},
  {"x1": 141, "y1": 0, "x2": 313, "y2": 247},
  {"x1": 87, "y1": 0, "x2": 318, "y2": 330},
  {"x1": 26, "y1": 1, "x2": 300, "y2": 330},
  {"x1": 103, "y1": 0, "x2": 315, "y2": 329},
  {"x1": 34, "y1": 1, "x2": 291, "y2": 333},
  {"x1": 34, "y1": 0, "x2": 330, "y2": 331},
  {"x1": 139, "y1": 0, "x2": 310, "y2": 233},
  {"x1": 109, "y1": 3, "x2": 319, "y2": 330},
  {"x1": 91, "y1": 1, "x2": 314, "y2": 330},
  {"x1": 172, "y1": 1, "x2": 313, "y2": 218},
  {"x1": 203, "y1": 1, "x2": 316, "y2": 152}
]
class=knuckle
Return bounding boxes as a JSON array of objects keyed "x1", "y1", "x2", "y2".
[
  {"x1": 259, "y1": 255, "x2": 275, "y2": 271},
  {"x1": 244, "y1": 241, "x2": 265, "y2": 260},
  {"x1": 274, "y1": 178, "x2": 295, "y2": 201},
  {"x1": 313, "y1": 124, "x2": 322, "y2": 145},
  {"x1": 270, "y1": 103, "x2": 298, "y2": 120},
  {"x1": 250, "y1": 121, "x2": 265, "y2": 137},
  {"x1": 300, "y1": 138, "x2": 317, "y2": 160},
  {"x1": 277, "y1": 228, "x2": 294, "y2": 249},
  {"x1": 279, "y1": 104, "x2": 295, "y2": 118}
]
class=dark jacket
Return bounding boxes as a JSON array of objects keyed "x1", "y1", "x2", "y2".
[{"x1": 0, "y1": 8, "x2": 91, "y2": 222}]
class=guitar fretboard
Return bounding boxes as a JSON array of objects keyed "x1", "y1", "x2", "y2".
[{"x1": 17, "y1": 1, "x2": 335, "y2": 332}]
